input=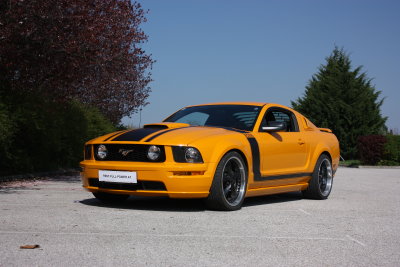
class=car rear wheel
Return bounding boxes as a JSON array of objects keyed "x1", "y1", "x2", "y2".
[
  {"x1": 92, "y1": 192, "x2": 129, "y2": 203},
  {"x1": 205, "y1": 151, "x2": 247, "y2": 211},
  {"x1": 303, "y1": 154, "x2": 333, "y2": 199}
]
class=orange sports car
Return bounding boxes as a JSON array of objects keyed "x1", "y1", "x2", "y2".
[{"x1": 80, "y1": 102, "x2": 340, "y2": 211}]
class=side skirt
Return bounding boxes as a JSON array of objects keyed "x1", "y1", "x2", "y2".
[{"x1": 245, "y1": 183, "x2": 308, "y2": 198}]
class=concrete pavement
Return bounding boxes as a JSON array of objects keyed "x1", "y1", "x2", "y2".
[{"x1": 0, "y1": 167, "x2": 399, "y2": 266}]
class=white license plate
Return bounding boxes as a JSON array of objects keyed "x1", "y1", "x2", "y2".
[{"x1": 98, "y1": 170, "x2": 137, "y2": 184}]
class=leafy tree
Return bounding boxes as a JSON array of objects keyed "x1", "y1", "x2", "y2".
[
  {"x1": 0, "y1": 0, "x2": 153, "y2": 123},
  {"x1": 292, "y1": 47, "x2": 387, "y2": 159}
]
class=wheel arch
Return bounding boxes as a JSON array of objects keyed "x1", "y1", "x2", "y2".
[
  {"x1": 211, "y1": 148, "x2": 250, "y2": 177},
  {"x1": 206, "y1": 148, "x2": 250, "y2": 193},
  {"x1": 320, "y1": 151, "x2": 332, "y2": 162},
  {"x1": 189, "y1": 133, "x2": 253, "y2": 186},
  {"x1": 229, "y1": 148, "x2": 249, "y2": 174},
  {"x1": 312, "y1": 150, "x2": 332, "y2": 166},
  {"x1": 310, "y1": 141, "x2": 333, "y2": 170}
]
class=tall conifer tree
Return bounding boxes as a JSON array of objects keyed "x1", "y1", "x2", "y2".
[{"x1": 292, "y1": 47, "x2": 386, "y2": 158}]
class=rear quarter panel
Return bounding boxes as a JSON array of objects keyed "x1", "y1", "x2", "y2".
[
  {"x1": 304, "y1": 131, "x2": 340, "y2": 173},
  {"x1": 295, "y1": 112, "x2": 340, "y2": 173}
]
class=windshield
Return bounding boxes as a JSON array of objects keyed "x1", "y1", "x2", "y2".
[{"x1": 164, "y1": 105, "x2": 262, "y2": 131}]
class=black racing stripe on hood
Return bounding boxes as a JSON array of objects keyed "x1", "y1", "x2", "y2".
[
  {"x1": 112, "y1": 128, "x2": 162, "y2": 141},
  {"x1": 144, "y1": 127, "x2": 190, "y2": 142},
  {"x1": 103, "y1": 131, "x2": 127, "y2": 141}
]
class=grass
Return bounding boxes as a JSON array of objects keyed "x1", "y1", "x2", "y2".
[
  {"x1": 340, "y1": 159, "x2": 400, "y2": 167},
  {"x1": 339, "y1": 160, "x2": 361, "y2": 167}
]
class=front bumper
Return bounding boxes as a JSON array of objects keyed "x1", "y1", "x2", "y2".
[{"x1": 80, "y1": 160, "x2": 216, "y2": 198}]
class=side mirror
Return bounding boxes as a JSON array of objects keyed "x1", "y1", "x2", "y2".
[{"x1": 262, "y1": 121, "x2": 286, "y2": 132}]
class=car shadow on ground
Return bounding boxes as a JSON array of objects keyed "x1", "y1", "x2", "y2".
[{"x1": 79, "y1": 191, "x2": 303, "y2": 212}]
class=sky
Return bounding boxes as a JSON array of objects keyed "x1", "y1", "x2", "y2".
[{"x1": 124, "y1": 0, "x2": 400, "y2": 132}]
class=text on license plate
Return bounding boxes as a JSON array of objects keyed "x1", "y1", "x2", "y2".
[{"x1": 98, "y1": 170, "x2": 137, "y2": 184}]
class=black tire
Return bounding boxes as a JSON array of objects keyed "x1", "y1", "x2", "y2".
[
  {"x1": 204, "y1": 151, "x2": 248, "y2": 211},
  {"x1": 93, "y1": 192, "x2": 129, "y2": 203},
  {"x1": 303, "y1": 154, "x2": 333, "y2": 199}
]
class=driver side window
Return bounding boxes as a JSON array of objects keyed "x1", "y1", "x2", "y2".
[{"x1": 261, "y1": 108, "x2": 298, "y2": 132}]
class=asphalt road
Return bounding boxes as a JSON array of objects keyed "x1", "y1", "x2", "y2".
[{"x1": 0, "y1": 167, "x2": 399, "y2": 267}]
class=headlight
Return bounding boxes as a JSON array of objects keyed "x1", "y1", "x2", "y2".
[
  {"x1": 185, "y1": 147, "x2": 201, "y2": 163},
  {"x1": 147, "y1": 145, "x2": 161, "y2": 161},
  {"x1": 172, "y1": 146, "x2": 203, "y2": 163},
  {"x1": 97, "y1": 145, "x2": 108, "y2": 159}
]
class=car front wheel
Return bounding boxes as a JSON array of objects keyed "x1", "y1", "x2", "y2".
[{"x1": 205, "y1": 151, "x2": 248, "y2": 211}]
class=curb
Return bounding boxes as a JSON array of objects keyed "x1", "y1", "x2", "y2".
[
  {"x1": 340, "y1": 165, "x2": 400, "y2": 169},
  {"x1": 358, "y1": 165, "x2": 400, "y2": 169}
]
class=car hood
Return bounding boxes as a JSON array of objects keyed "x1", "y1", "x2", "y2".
[
  {"x1": 96, "y1": 123, "x2": 244, "y2": 146},
  {"x1": 147, "y1": 126, "x2": 242, "y2": 145}
]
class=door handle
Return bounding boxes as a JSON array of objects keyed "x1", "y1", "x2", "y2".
[{"x1": 298, "y1": 139, "x2": 305, "y2": 145}]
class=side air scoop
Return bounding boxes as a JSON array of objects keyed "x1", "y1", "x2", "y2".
[{"x1": 318, "y1": 128, "x2": 333, "y2": 133}]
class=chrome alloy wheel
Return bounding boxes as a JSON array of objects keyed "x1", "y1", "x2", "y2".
[
  {"x1": 221, "y1": 156, "x2": 246, "y2": 206},
  {"x1": 318, "y1": 158, "x2": 333, "y2": 197}
]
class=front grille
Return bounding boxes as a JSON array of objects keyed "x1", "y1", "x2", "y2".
[
  {"x1": 88, "y1": 178, "x2": 166, "y2": 191},
  {"x1": 93, "y1": 144, "x2": 165, "y2": 162}
]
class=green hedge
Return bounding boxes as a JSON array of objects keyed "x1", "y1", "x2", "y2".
[
  {"x1": 0, "y1": 94, "x2": 116, "y2": 176},
  {"x1": 380, "y1": 134, "x2": 400, "y2": 165}
]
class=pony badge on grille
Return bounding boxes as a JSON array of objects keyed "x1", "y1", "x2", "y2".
[{"x1": 118, "y1": 149, "x2": 134, "y2": 157}]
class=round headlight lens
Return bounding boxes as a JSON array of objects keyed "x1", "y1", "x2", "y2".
[
  {"x1": 185, "y1": 147, "x2": 201, "y2": 163},
  {"x1": 97, "y1": 145, "x2": 108, "y2": 159},
  {"x1": 147, "y1": 145, "x2": 161, "y2": 161}
]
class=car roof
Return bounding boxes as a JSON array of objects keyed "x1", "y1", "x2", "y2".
[{"x1": 187, "y1": 102, "x2": 267, "y2": 107}]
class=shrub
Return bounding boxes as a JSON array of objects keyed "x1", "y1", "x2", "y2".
[
  {"x1": 382, "y1": 134, "x2": 400, "y2": 165},
  {"x1": 0, "y1": 101, "x2": 14, "y2": 162},
  {"x1": 357, "y1": 135, "x2": 387, "y2": 165},
  {"x1": 378, "y1": 160, "x2": 399, "y2": 166},
  {"x1": 0, "y1": 93, "x2": 116, "y2": 175}
]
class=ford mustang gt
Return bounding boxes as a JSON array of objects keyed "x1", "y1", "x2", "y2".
[{"x1": 80, "y1": 102, "x2": 340, "y2": 210}]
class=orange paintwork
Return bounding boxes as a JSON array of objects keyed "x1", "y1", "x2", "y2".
[{"x1": 80, "y1": 102, "x2": 340, "y2": 199}]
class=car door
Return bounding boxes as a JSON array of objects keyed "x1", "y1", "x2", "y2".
[{"x1": 252, "y1": 107, "x2": 308, "y2": 186}]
